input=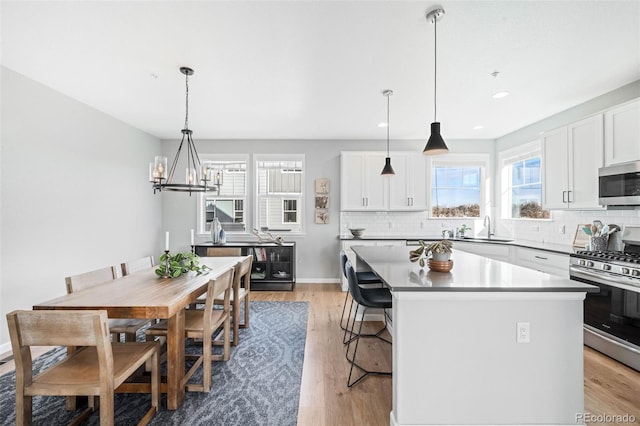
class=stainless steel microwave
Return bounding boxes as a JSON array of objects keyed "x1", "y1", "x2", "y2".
[{"x1": 598, "y1": 161, "x2": 640, "y2": 206}]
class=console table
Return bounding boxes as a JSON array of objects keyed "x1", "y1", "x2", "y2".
[{"x1": 195, "y1": 242, "x2": 296, "y2": 290}]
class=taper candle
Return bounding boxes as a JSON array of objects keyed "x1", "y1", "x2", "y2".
[
  {"x1": 190, "y1": 229, "x2": 195, "y2": 246},
  {"x1": 165, "y1": 231, "x2": 170, "y2": 251}
]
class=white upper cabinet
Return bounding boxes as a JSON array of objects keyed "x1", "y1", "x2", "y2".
[
  {"x1": 604, "y1": 98, "x2": 640, "y2": 166},
  {"x1": 341, "y1": 152, "x2": 427, "y2": 211},
  {"x1": 341, "y1": 152, "x2": 388, "y2": 211},
  {"x1": 388, "y1": 153, "x2": 428, "y2": 211},
  {"x1": 542, "y1": 114, "x2": 604, "y2": 210}
]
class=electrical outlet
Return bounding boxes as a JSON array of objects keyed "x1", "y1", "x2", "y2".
[{"x1": 517, "y1": 322, "x2": 530, "y2": 343}]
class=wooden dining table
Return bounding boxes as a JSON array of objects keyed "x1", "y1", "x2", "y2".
[{"x1": 33, "y1": 256, "x2": 247, "y2": 410}]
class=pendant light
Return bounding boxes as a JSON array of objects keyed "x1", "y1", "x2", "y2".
[
  {"x1": 381, "y1": 89, "x2": 395, "y2": 176},
  {"x1": 149, "y1": 67, "x2": 219, "y2": 195},
  {"x1": 423, "y1": 7, "x2": 449, "y2": 155}
]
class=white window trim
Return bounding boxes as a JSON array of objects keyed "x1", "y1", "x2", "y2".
[
  {"x1": 427, "y1": 153, "x2": 490, "y2": 219},
  {"x1": 197, "y1": 154, "x2": 250, "y2": 235},
  {"x1": 254, "y1": 154, "x2": 305, "y2": 235},
  {"x1": 498, "y1": 141, "x2": 551, "y2": 221}
]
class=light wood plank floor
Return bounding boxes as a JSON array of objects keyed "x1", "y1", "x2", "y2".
[{"x1": 2, "y1": 283, "x2": 638, "y2": 426}]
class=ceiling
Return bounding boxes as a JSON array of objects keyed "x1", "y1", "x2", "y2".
[{"x1": 2, "y1": 1, "x2": 639, "y2": 141}]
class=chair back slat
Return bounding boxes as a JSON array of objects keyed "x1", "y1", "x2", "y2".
[
  {"x1": 65, "y1": 266, "x2": 117, "y2": 294},
  {"x1": 235, "y1": 256, "x2": 252, "y2": 287},
  {"x1": 8, "y1": 310, "x2": 110, "y2": 348},
  {"x1": 204, "y1": 268, "x2": 234, "y2": 321},
  {"x1": 206, "y1": 247, "x2": 241, "y2": 257},
  {"x1": 121, "y1": 256, "x2": 155, "y2": 276}
]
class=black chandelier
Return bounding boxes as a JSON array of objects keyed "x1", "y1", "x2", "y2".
[{"x1": 150, "y1": 67, "x2": 220, "y2": 194}]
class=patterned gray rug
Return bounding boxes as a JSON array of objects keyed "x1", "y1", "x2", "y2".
[{"x1": 0, "y1": 301, "x2": 308, "y2": 425}]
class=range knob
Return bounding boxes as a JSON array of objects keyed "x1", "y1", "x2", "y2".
[
  {"x1": 587, "y1": 261, "x2": 595, "y2": 267},
  {"x1": 632, "y1": 270, "x2": 640, "y2": 277},
  {"x1": 602, "y1": 264, "x2": 611, "y2": 271},
  {"x1": 622, "y1": 267, "x2": 630, "y2": 275},
  {"x1": 579, "y1": 260, "x2": 586, "y2": 266}
]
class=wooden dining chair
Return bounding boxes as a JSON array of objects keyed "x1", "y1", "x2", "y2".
[
  {"x1": 206, "y1": 247, "x2": 241, "y2": 256},
  {"x1": 215, "y1": 255, "x2": 252, "y2": 346},
  {"x1": 121, "y1": 255, "x2": 155, "y2": 276},
  {"x1": 145, "y1": 267, "x2": 234, "y2": 393},
  {"x1": 6, "y1": 309, "x2": 161, "y2": 426},
  {"x1": 65, "y1": 266, "x2": 150, "y2": 342}
]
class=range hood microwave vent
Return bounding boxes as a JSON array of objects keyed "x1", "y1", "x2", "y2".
[{"x1": 598, "y1": 161, "x2": 640, "y2": 207}]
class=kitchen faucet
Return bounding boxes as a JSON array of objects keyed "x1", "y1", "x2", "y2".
[{"x1": 484, "y1": 215, "x2": 494, "y2": 238}]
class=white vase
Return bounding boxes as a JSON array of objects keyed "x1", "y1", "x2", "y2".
[{"x1": 432, "y1": 252, "x2": 451, "y2": 262}]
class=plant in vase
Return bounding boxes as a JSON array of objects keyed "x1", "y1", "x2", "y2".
[
  {"x1": 458, "y1": 224, "x2": 471, "y2": 238},
  {"x1": 409, "y1": 239, "x2": 453, "y2": 267},
  {"x1": 156, "y1": 252, "x2": 210, "y2": 278}
]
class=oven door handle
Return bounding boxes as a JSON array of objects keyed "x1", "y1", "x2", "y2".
[{"x1": 571, "y1": 266, "x2": 640, "y2": 293}]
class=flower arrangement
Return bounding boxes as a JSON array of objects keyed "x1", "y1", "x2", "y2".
[
  {"x1": 156, "y1": 252, "x2": 210, "y2": 278},
  {"x1": 409, "y1": 239, "x2": 453, "y2": 267}
]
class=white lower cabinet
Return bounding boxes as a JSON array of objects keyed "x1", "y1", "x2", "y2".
[
  {"x1": 511, "y1": 246, "x2": 569, "y2": 277},
  {"x1": 453, "y1": 241, "x2": 511, "y2": 262}
]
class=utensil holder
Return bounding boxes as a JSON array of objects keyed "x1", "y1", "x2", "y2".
[{"x1": 590, "y1": 236, "x2": 608, "y2": 252}]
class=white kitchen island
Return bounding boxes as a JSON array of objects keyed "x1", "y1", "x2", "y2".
[{"x1": 351, "y1": 245, "x2": 597, "y2": 426}]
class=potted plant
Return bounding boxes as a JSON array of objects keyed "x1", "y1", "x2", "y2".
[
  {"x1": 156, "y1": 252, "x2": 210, "y2": 278},
  {"x1": 458, "y1": 224, "x2": 471, "y2": 238},
  {"x1": 409, "y1": 239, "x2": 453, "y2": 267}
]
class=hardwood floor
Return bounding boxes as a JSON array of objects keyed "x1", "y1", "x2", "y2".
[
  {"x1": 253, "y1": 283, "x2": 640, "y2": 426},
  {"x1": 2, "y1": 282, "x2": 638, "y2": 425}
]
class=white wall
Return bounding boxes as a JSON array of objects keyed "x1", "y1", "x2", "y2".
[
  {"x1": 160, "y1": 139, "x2": 491, "y2": 282},
  {"x1": 0, "y1": 67, "x2": 162, "y2": 349}
]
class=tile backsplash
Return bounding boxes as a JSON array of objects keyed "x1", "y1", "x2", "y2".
[{"x1": 341, "y1": 208, "x2": 640, "y2": 245}]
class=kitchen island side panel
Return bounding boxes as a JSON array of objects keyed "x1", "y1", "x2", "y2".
[{"x1": 392, "y1": 292, "x2": 585, "y2": 425}]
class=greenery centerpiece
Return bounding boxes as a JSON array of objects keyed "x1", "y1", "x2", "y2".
[
  {"x1": 156, "y1": 252, "x2": 210, "y2": 278},
  {"x1": 409, "y1": 239, "x2": 453, "y2": 267}
]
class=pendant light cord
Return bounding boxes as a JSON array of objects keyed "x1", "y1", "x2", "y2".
[
  {"x1": 184, "y1": 73, "x2": 190, "y2": 130},
  {"x1": 386, "y1": 93, "x2": 391, "y2": 155},
  {"x1": 434, "y1": 16, "x2": 437, "y2": 123}
]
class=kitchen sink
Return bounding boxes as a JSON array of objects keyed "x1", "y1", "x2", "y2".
[{"x1": 457, "y1": 237, "x2": 513, "y2": 243}]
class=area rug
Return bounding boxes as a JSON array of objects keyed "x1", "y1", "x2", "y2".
[{"x1": 0, "y1": 301, "x2": 308, "y2": 426}]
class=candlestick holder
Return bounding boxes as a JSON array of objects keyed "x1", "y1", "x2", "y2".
[
  {"x1": 161, "y1": 250, "x2": 171, "y2": 278},
  {"x1": 190, "y1": 244, "x2": 195, "y2": 254}
]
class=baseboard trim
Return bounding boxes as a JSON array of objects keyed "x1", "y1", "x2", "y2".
[{"x1": 296, "y1": 278, "x2": 341, "y2": 284}]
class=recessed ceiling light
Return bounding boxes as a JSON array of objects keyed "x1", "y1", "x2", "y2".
[
  {"x1": 473, "y1": 125, "x2": 484, "y2": 130},
  {"x1": 378, "y1": 122, "x2": 388, "y2": 128},
  {"x1": 492, "y1": 91, "x2": 510, "y2": 99}
]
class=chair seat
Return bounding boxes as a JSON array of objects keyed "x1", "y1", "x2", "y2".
[
  {"x1": 109, "y1": 318, "x2": 151, "y2": 335},
  {"x1": 360, "y1": 287, "x2": 392, "y2": 309},
  {"x1": 356, "y1": 271, "x2": 381, "y2": 284},
  {"x1": 28, "y1": 342, "x2": 158, "y2": 396},
  {"x1": 146, "y1": 309, "x2": 225, "y2": 337}
]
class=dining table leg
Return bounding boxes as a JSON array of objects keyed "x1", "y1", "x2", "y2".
[{"x1": 166, "y1": 309, "x2": 185, "y2": 410}]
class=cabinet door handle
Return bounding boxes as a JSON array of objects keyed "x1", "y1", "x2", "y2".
[
  {"x1": 362, "y1": 197, "x2": 365, "y2": 206},
  {"x1": 562, "y1": 191, "x2": 567, "y2": 203},
  {"x1": 534, "y1": 255, "x2": 548, "y2": 260},
  {"x1": 567, "y1": 190, "x2": 572, "y2": 203},
  {"x1": 407, "y1": 197, "x2": 411, "y2": 206}
]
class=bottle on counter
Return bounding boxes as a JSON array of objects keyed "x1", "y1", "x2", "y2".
[{"x1": 211, "y1": 217, "x2": 221, "y2": 245}]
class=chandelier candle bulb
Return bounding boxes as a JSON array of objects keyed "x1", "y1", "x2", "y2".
[
  {"x1": 154, "y1": 156, "x2": 167, "y2": 179},
  {"x1": 186, "y1": 167, "x2": 197, "y2": 185},
  {"x1": 200, "y1": 165, "x2": 209, "y2": 183}
]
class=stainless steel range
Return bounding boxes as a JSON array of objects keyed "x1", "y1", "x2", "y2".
[{"x1": 570, "y1": 225, "x2": 640, "y2": 371}]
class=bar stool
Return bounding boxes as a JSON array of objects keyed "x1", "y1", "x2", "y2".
[
  {"x1": 344, "y1": 260, "x2": 392, "y2": 387},
  {"x1": 339, "y1": 250, "x2": 383, "y2": 343}
]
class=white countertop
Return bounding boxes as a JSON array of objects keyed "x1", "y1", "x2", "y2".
[
  {"x1": 352, "y1": 245, "x2": 596, "y2": 293},
  {"x1": 341, "y1": 234, "x2": 577, "y2": 255}
]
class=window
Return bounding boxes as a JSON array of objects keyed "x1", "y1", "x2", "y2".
[
  {"x1": 255, "y1": 156, "x2": 304, "y2": 233},
  {"x1": 499, "y1": 142, "x2": 550, "y2": 219},
  {"x1": 198, "y1": 158, "x2": 248, "y2": 234},
  {"x1": 429, "y1": 155, "x2": 488, "y2": 218}
]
